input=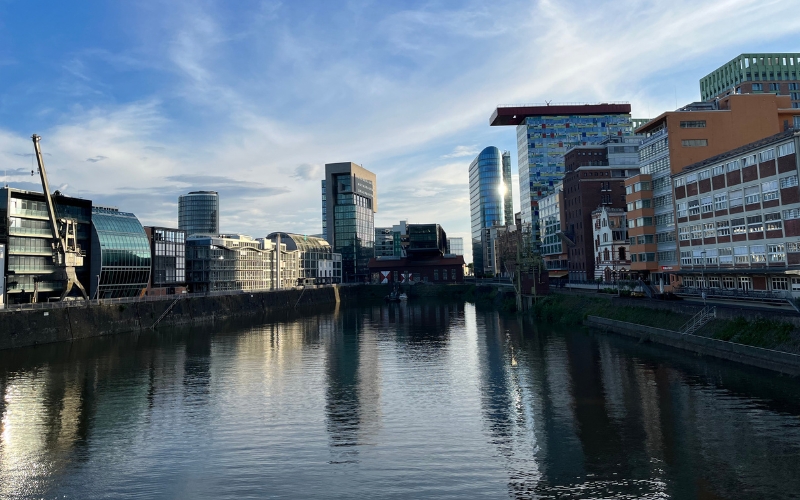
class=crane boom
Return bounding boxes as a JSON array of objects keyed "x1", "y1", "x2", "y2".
[
  {"x1": 30, "y1": 134, "x2": 89, "y2": 302},
  {"x1": 32, "y1": 135, "x2": 63, "y2": 245}
]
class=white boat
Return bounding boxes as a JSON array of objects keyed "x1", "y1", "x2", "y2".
[{"x1": 398, "y1": 293, "x2": 408, "y2": 301}]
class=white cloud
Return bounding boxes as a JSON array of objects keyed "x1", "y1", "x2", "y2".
[{"x1": 442, "y1": 145, "x2": 479, "y2": 159}]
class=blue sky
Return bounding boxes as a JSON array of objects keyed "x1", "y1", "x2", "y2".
[{"x1": 1, "y1": 0, "x2": 799, "y2": 261}]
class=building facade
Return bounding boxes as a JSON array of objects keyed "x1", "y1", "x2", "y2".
[
  {"x1": 407, "y1": 224, "x2": 447, "y2": 257},
  {"x1": 90, "y1": 206, "x2": 151, "y2": 299},
  {"x1": 446, "y1": 237, "x2": 464, "y2": 256},
  {"x1": 323, "y1": 162, "x2": 377, "y2": 282},
  {"x1": 368, "y1": 255, "x2": 466, "y2": 284},
  {"x1": 591, "y1": 207, "x2": 630, "y2": 281},
  {"x1": 672, "y1": 130, "x2": 800, "y2": 295},
  {"x1": 469, "y1": 147, "x2": 507, "y2": 276},
  {"x1": 178, "y1": 191, "x2": 219, "y2": 236},
  {"x1": 563, "y1": 137, "x2": 640, "y2": 281},
  {"x1": 0, "y1": 188, "x2": 92, "y2": 304},
  {"x1": 501, "y1": 150, "x2": 514, "y2": 226},
  {"x1": 627, "y1": 94, "x2": 800, "y2": 288},
  {"x1": 266, "y1": 232, "x2": 341, "y2": 285},
  {"x1": 144, "y1": 227, "x2": 187, "y2": 295},
  {"x1": 375, "y1": 227, "x2": 394, "y2": 257},
  {"x1": 490, "y1": 103, "x2": 633, "y2": 229},
  {"x1": 538, "y1": 181, "x2": 567, "y2": 277},
  {"x1": 186, "y1": 234, "x2": 275, "y2": 292},
  {"x1": 700, "y1": 53, "x2": 800, "y2": 109}
]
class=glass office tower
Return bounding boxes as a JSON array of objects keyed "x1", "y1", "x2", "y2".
[
  {"x1": 502, "y1": 151, "x2": 513, "y2": 226},
  {"x1": 178, "y1": 191, "x2": 219, "y2": 236},
  {"x1": 469, "y1": 147, "x2": 506, "y2": 276},
  {"x1": 90, "y1": 206, "x2": 151, "y2": 298},
  {"x1": 323, "y1": 162, "x2": 377, "y2": 282}
]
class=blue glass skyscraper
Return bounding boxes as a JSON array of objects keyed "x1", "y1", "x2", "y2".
[{"x1": 469, "y1": 147, "x2": 507, "y2": 276}]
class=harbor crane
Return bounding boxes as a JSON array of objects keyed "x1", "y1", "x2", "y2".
[{"x1": 31, "y1": 134, "x2": 89, "y2": 301}]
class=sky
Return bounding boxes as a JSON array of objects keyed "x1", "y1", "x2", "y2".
[{"x1": 1, "y1": 0, "x2": 799, "y2": 262}]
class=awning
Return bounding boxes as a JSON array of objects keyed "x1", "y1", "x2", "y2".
[{"x1": 548, "y1": 271, "x2": 569, "y2": 278}]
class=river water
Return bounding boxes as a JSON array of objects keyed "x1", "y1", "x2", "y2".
[{"x1": 1, "y1": 301, "x2": 800, "y2": 499}]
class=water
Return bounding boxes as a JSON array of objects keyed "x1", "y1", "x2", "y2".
[{"x1": 1, "y1": 302, "x2": 800, "y2": 499}]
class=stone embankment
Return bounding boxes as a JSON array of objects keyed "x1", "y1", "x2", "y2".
[{"x1": 0, "y1": 286, "x2": 351, "y2": 351}]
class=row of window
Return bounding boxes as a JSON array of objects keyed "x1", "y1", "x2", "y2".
[
  {"x1": 675, "y1": 142, "x2": 796, "y2": 187},
  {"x1": 679, "y1": 243, "x2": 789, "y2": 265},
  {"x1": 683, "y1": 275, "x2": 800, "y2": 291},
  {"x1": 678, "y1": 213, "x2": 783, "y2": 240},
  {"x1": 676, "y1": 176, "x2": 797, "y2": 215}
]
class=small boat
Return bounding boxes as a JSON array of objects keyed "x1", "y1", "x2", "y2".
[
  {"x1": 398, "y1": 293, "x2": 408, "y2": 301},
  {"x1": 385, "y1": 287, "x2": 402, "y2": 302}
]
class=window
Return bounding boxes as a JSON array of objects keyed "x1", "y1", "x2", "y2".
[
  {"x1": 744, "y1": 186, "x2": 760, "y2": 205},
  {"x1": 731, "y1": 218, "x2": 746, "y2": 235},
  {"x1": 769, "y1": 244, "x2": 785, "y2": 263},
  {"x1": 680, "y1": 251, "x2": 692, "y2": 265},
  {"x1": 719, "y1": 248, "x2": 733, "y2": 265},
  {"x1": 682, "y1": 139, "x2": 708, "y2": 147},
  {"x1": 680, "y1": 121, "x2": 707, "y2": 128},
  {"x1": 759, "y1": 149, "x2": 775, "y2": 162},
  {"x1": 790, "y1": 83, "x2": 799, "y2": 91},
  {"x1": 734, "y1": 246, "x2": 749, "y2": 263},
  {"x1": 655, "y1": 213, "x2": 674, "y2": 226},
  {"x1": 765, "y1": 212, "x2": 782, "y2": 231},
  {"x1": 434, "y1": 269, "x2": 439, "y2": 280},
  {"x1": 712, "y1": 165, "x2": 724, "y2": 176},
  {"x1": 688, "y1": 199, "x2": 700, "y2": 216},
  {"x1": 699, "y1": 170, "x2": 711, "y2": 180},
  {"x1": 677, "y1": 202, "x2": 687, "y2": 218},
  {"x1": 793, "y1": 277, "x2": 800, "y2": 292},
  {"x1": 690, "y1": 224, "x2": 702, "y2": 239},
  {"x1": 762, "y1": 180, "x2": 778, "y2": 201},
  {"x1": 742, "y1": 154, "x2": 758, "y2": 167},
  {"x1": 726, "y1": 160, "x2": 740, "y2": 172},
  {"x1": 684, "y1": 277, "x2": 696, "y2": 287},
  {"x1": 773, "y1": 277, "x2": 789, "y2": 290},
  {"x1": 679, "y1": 226, "x2": 690, "y2": 240},
  {"x1": 716, "y1": 220, "x2": 730, "y2": 236},
  {"x1": 780, "y1": 175, "x2": 798, "y2": 189},
  {"x1": 729, "y1": 190, "x2": 743, "y2": 207},
  {"x1": 752, "y1": 83, "x2": 763, "y2": 91},
  {"x1": 703, "y1": 223, "x2": 715, "y2": 238},
  {"x1": 637, "y1": 234, "x2": 654, "y2": 244},
  {"x1": 750, "y1": 244, "x2": 766, "y2": 263},
  {"x1": 747, "y1": 215, "x2": 763, "y2": 233},
  {"x1": 723, "y1": 276, "x2": 735, "y2": 288},
  {"x1": 769, "y1": 83, "x2": 780, "y2": 91},
  {"x1": 656, "y1": 232, "x2": 675, "y2": 243},
  {"x1": 778, "y1": 142, "x2": 796, "y2": 157},
  {"x1": 784, "y1": 208, "x2": 800, "y2": 220},
  {"x1": 714, "y1": 192, "x2": 727, "y2": 210},
  {"x1": 709, "y1": 276, "x2": 721, "y2": 288},
  {"x1": 653, "y1": 194, "x2": 672, "y2": 208},
  {"x1": 657, "y1": 251, "x2": 676, "y2": 262},
  {"x1": 701, "y1": 196, "x2": 712, "y2": 213},
  {"x1": 739, "y1": 277, "x2": 753, "y2": 290},
  {"x1": 674, "y1": 178, "x2": 685, "y2": 187},
  {"x1": 686, "y1": 173, "x2": 698, "y2": 183},
  {"x1": 692, "y1": 250, "x2": 705, "y2": 265}
]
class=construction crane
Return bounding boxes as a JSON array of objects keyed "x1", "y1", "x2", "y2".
[{"x1": 31, "y1": 134, "x2": 89, "y2": 302}]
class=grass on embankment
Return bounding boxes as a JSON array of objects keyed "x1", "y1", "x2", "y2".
[
  {"x1": 533, "y1": 292, "x2": 691, "y2": 330},
  {"x1": 535, "y1": 292, "x2": 800, "y2": 354}
]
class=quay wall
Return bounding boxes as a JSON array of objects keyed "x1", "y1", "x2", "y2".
[
  {"x1": 0, "y1": 286, "x2": 355, "y2": 351},
  {"x1": 585, "y1": 316, "x2": 800, "y2": 377}
]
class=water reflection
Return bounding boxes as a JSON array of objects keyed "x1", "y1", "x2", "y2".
[{"x1": 0, "y1": 302, "x2": 798, "y2": 499}]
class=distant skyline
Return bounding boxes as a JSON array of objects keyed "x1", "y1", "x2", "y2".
[{"x1": 1, "y1": 1, "x2": 799, "y2": 262}]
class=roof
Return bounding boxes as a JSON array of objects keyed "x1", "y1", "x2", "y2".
[
  {"x1": 367, "y1": 255, "x2": 465, "y2": 269},
  {"x1": 677, "y1": 129, "x2": 798, "y2": 176},
  {"x1": 490, "y1": 103, "x2": 631, "y2": 126}
]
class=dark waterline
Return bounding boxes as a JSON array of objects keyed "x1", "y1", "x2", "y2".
[{"x1": 1, "y1": 302, "x2": 800, "y2": 499}]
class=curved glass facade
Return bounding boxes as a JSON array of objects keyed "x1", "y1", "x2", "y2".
[
  {"x1": 469, "y1": 147, "x2": 505, "y2": 275},
  {"x1": 178, "y1": 191, "x2": 219, "y2": 236},
  {"x1": 90, "y1": 207, "x2": 151, "y2": 298},
  {"x1": 267, "y1": 232, "x2": 338, "y2": 281}
]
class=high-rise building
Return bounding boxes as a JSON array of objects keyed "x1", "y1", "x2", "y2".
[
  {"x1": 90, "y1": 206, "x2": 151, "y2": 299},
  {"x1": 700, "y1": 53, "x2": 800, "y2": 109},
  {"x1": 490, "y1": 103, "x2": 633, "y2": 233},
  {"x1": 178, "y1": 191, "x2": 219, "y2": 236},
  {"x1": 538, "y1": 181, "x2": 567, "y2": 276},
  {"x1": 469, "y1": 147, "x2": 508, "y2": 276},
  {"x1": 374, "y1": 227, "x2": 394, "y2": 257},
  {"x1": 446, "y1": 237, "x2": 464, "y2": 256},
  {"x1": 626, "y1": 93, "x2": 800, "y2": 289},
  {"x1": 323, "y1": 162, "x2": 377, "y2": 282}
]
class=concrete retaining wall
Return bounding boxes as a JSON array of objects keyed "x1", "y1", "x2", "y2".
[
  {"x1": 585, "y1": 316, "x2": 800, "y2": 376},
  {"x1": 608, "y1": 296, "x2": 800, "y2": 326},
  {"x1": 0, "y1": 285, "x2": 353, "y2": 351}
]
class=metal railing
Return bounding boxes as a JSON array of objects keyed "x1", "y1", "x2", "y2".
[
  {"x1": 496, "y1": 101, "x2": 629, "y2": 108},
  {"x1": 680, "y1": 306, "x2": 716, "y2": 335},
  {"x1": 677, "y1": 286, "x2": 792, "y2": 301}
]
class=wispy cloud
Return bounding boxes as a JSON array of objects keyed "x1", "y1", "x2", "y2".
[
  {"x1": 442, "y1": 145, "x2": 479, "y2": 159},
  {"x1": 86, "y1": 155, "x2": 107, "y2": 163}
]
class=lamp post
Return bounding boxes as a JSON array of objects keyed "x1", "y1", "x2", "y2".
[{"x1": 700, "y1": 250, "x2": 707, "y2": 306}]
